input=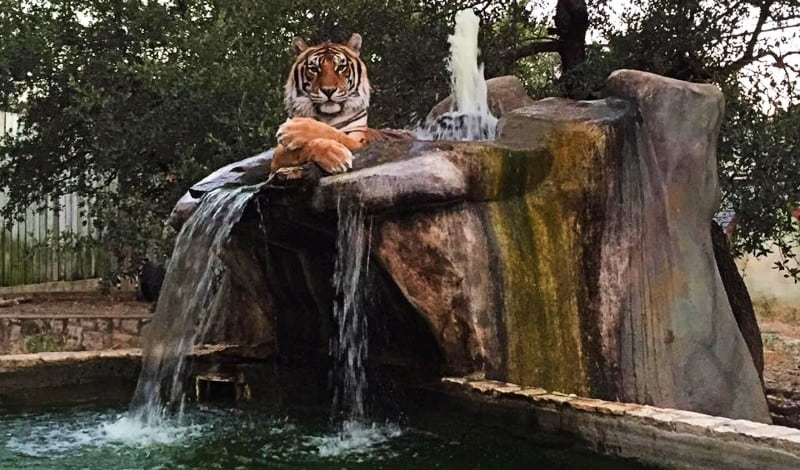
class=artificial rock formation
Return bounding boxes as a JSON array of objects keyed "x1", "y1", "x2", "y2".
[
  {"x1": 166, "y1": 71, "x2": 770, "y2": 422},
  {"x1": 599, "y1": 71, "x2": 767, "y2": 420}
]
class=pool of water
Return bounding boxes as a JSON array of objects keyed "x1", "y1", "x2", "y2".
[{"x1": 0, "y1": 402, "x2": 653, "y2": 469}]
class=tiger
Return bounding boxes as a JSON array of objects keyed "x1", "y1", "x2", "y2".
[{"x1": 271, "y1": 33, "x2": 409, "y2": 174}]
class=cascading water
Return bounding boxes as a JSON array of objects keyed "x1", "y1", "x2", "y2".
[
  {"x1": 322, "y1": 201, "x2": 404, "y2": 452},
  {"x1": 322, "y1": 7, "x2": 493, "y2": 449},
  {"x1": 128, "y1": 187, "x2": 254, "y2": 426},
  {"x1": 421, "y1": 9, "x2": 499, "y2": 141},
  {"x1": 331, "y1": 202, "x2": 371, "y2": 421}
]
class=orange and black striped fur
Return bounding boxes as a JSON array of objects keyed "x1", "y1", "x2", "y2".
[{"x1": 271, "y1": 34, "x2": 406, "y2": 174}]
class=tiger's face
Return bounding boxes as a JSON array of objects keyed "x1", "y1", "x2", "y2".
[{"x1": 284, "y1": 34, "x2": 370, "y2": 124}]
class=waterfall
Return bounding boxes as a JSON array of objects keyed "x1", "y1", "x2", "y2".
[
  {"x1": 319, "y1": 201, "x2": 403, "y2": 454},
  {"x1": 421, "y1": 9, "x2": 498, "y2": 141},
  {"x1": 128, "y1": 187, "x2": 254, "y2": 426},
  {"x1": 119, "y1": 6, "x2": 488, "y2": 444},
  {"x1": 327, "y1": 11, "x2": 494, "y2": 418},
  {"x1": 331, "y1": 201, "x2": 371, "y2": 421}
]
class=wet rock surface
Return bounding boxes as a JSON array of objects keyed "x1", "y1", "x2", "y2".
[
  {"x1": 167, "y1": 69, "x2": 769, "y2": 422},
  {"x1": 168, "y1": 151, "x2": 274, "y2": 229}
]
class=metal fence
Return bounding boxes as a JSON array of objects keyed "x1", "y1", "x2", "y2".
[{"x1": 0, "y1": 111, "x2": 108, "y2": 287}]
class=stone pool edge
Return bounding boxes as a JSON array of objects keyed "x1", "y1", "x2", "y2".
[
  {"x1": 2, "y1": 351, "x2": 799, "y2": 469},
  {"x1": 0, "y1": 346, "x2": 243, "y2": 397},
  {"x1": 442, "y1": 376, "x2": 800, "y2": 469}
]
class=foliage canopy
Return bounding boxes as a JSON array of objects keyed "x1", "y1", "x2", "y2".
[{"x1": 0, "y1": 0, "x2": 797, "y2": 278}]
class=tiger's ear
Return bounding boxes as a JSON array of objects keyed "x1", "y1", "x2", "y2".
[
  {"x1": 292, "y1": 37, "x2": 309, "y2": 55},
  {"x1": 346, "y1": 33, "x2": 362, "y2": 55}
]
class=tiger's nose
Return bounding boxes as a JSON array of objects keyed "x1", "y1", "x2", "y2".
[{"x1": 321, "y1": 87, "x2": 336, "y2": 98}]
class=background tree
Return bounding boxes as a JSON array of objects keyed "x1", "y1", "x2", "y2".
[
  {"x1": 593, "y1": 0, "x2": 800, "y2": 279},
  {"x1": 0, "y1": 0, "x2": 542, "y2": 278},
  {"x1": 0, "y1": 0, "x2": 797, "y2": 280},
  {"x1": 515, "y1": 0, "x2": 799, "y2": 278}
]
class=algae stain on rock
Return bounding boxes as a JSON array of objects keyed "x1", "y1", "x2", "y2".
[
  {"x1": 490, "y1": 189, "x2": 594, "y2": 395},
  {"x1": 476, "y1": 146, "x2": 553, "y2": 201},
  {"x1": 487, "y1": 123, "x2": 609, "y2": 395}
]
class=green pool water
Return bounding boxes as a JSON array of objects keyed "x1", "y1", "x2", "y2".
[{"x1": 0, "y1": 402, "x2": 653, "y2": 469}]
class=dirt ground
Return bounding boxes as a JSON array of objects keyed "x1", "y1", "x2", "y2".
[
  {"x1": 754, "y1": 299, "x2": 800, "y2": 427},
  {"x1": 0, "y1": 298, "x2": 151, "y2": 317}
]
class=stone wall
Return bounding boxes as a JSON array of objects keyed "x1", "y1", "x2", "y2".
[{"x1": 0, "y1": 315, "x2": 149, "y2": 354}]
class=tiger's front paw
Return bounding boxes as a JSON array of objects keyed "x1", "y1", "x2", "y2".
[
  {"x1": 276, "y1": 117, "x2": 338, "y2": 151},
  {"x1": 302, "y1": 138, "x2": 353, "y2": 174}
]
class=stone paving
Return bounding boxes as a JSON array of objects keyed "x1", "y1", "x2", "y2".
[
  {"x1": 0, "y1": 344, "x2": 242, "y2": 372},
  {"x1": 0, "y1": 348, "x2": 142, "y2": 372}
]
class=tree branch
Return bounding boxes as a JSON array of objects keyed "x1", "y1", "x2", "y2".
[
  {"x1": 721, "y1": 22, "x2": 800, "y2": 39},
  {"x1": 510, "y1": 40, "x2": 560, "y2": 62},
  {"x1": 724, "y1": 2, "x2": 774, "y2": 72}
]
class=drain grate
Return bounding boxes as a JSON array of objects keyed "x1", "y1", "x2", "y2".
[{"x1": 194, "y1": 368, "x2": 251, "y2": 403}]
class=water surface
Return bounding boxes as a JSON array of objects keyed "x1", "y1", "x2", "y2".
[{"x1": 1, "y1": 403, "x2": 653, "y2": 469}]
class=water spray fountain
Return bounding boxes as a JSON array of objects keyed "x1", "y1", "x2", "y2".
[{"x1": 422, "y1": 9, "x2": 499, "y2": 140}]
